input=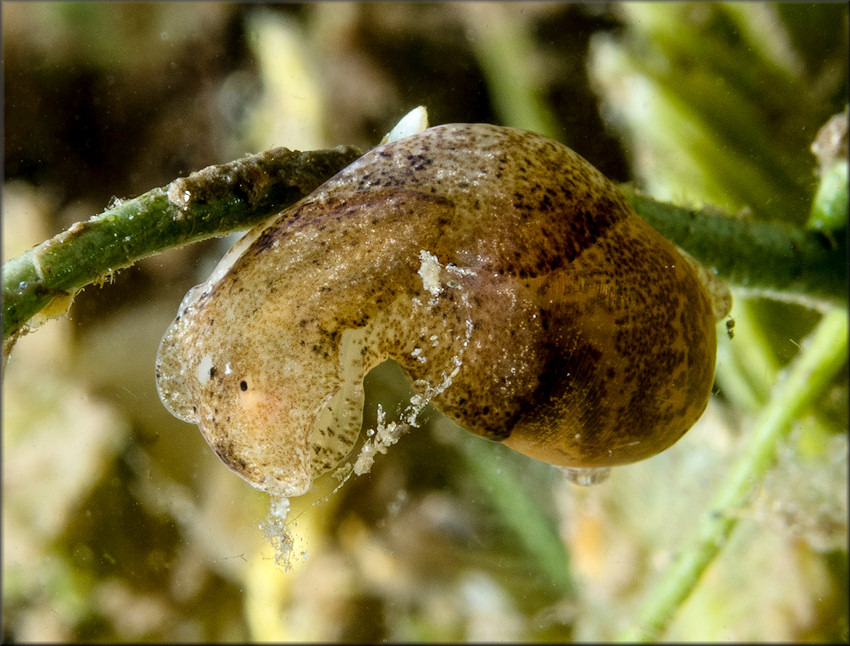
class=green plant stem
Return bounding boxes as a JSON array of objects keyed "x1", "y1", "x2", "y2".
[
  {"x1": 622, "y1": 187, "x2": 847, "y2": 308},
  {"x1": 3, "y1": 148, "x2": 846, "y2": 351},
  {"x1": 620, "y1": 306, "x2": 848, "y2": 642},
  {"x1": 809, "y1": 161, "x2": 849, "y2": 231},
  {"x1": 2, "y1": 145, "x2": 362, "y2": 346}
]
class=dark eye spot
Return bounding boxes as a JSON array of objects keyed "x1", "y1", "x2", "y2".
[
  {"x1": 209, "y1": 366, "x2": 217, "y2": 379},
  {"x1": 240, "y1": 380, "x2": 248, "y2": 391}
]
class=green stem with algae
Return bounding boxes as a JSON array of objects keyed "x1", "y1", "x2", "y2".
[
  {"x1": 4, "y1": 166, "x2": 845, "y2": 354},
  {"x1": 620, "y1": 187, "x2": 847, "y2": 308},
  {"x1": 2, "y1": 145, "x2": 363, "y2": 349}
]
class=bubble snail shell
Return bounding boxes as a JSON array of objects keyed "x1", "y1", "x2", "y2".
[{"x1": 155, "y1": 122, "x2": 730, "y2": 498}]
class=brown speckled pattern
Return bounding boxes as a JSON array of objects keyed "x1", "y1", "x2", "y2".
[{"x1": 155, "y1": 124, "x2": 719, "y2": 495}]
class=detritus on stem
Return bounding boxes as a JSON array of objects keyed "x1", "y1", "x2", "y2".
[
  {"x1": 2, "y1": 145, "x2": 363, "y2": 356},
  {"x1": 3, "y1": 142, "x2": 846, "y2": 359}
]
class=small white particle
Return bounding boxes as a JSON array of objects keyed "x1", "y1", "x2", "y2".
[
  {"x1": 418, "y1": 249, "x2": 443, "y2": 297},
  {"x1": 197, "y1": 354, "x2": 214, "y2": 385}
]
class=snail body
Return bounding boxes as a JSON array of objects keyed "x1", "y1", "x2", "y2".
[{"x1": 156, "y1": 123, "x2": 725, "y2": 497}]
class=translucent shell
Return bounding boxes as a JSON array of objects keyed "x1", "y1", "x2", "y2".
[{"x1": 155, "y1": 123, "x2": 726, "y2": 497}]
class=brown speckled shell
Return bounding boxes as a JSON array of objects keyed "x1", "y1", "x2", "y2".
[{"x1": 156, "y1": 124, "x2": 719, "y2": 495}]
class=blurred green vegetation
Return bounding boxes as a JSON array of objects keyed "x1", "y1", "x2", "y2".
[{"x1": 3, "y1": 2, "x2": 847, "y2": 642}]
